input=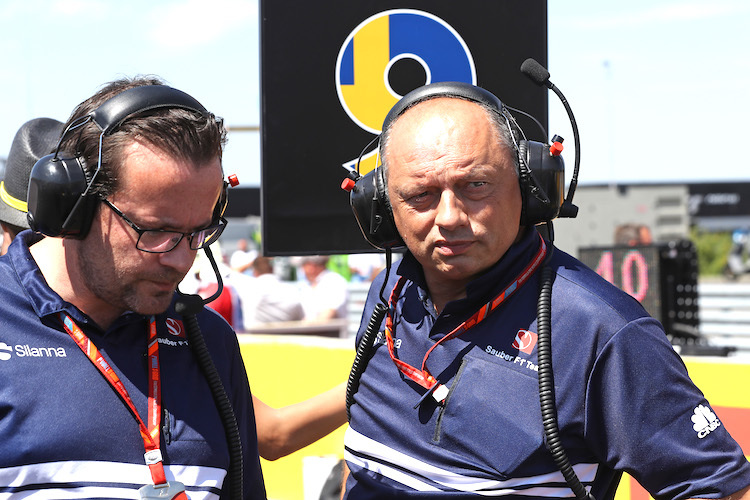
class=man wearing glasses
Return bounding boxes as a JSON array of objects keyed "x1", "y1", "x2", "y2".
[{"x1": 0, "y1": 77, "x2": 266, "y2": 499}]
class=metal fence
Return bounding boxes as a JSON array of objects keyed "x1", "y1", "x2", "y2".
[{"x1": 698, "y1": 282, "x2": 750, "y2": 354}]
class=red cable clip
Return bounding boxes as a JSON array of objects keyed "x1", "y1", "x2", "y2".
[
  {"x1": 341, "y1": 177, "x2": 356, "y2": 192},
  {"x1": 549, "y1": 142, "x2": 564, "y2": 157}
]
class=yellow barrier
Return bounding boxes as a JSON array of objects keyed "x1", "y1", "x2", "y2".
[
  {"x1": 616, "y1": 356, "x2": 750, "y2": 500},
  {"x1": 240, "y1": 334, "x2": 750, "y2": 500},
  {"x1": 240, "y1": 334, "x2": 353, "y2": 500}
]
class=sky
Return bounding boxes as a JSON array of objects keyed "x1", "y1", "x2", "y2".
[{"x1": 0, "y1": 0, "x2": 749, "y2": 188}]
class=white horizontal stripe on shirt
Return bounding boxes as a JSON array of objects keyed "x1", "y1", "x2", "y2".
[
  {"x1": 345, "y1": 427, "x2": 598, "y2": 496},
  {"x1": 0, "y1": 460, "x2": 226, "y2": 499}
]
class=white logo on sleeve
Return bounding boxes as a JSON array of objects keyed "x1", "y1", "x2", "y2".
[
  {"x1": 691, "y1": 404, "x2": 721, "y2": 438},
  {"x1": 0, "y1": 342, "x2": 12, "y2": 361},
  {"x1": 0, "y1": 341, "x2": 67, "y2": 361}
]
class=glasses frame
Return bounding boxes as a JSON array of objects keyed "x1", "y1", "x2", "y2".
[{"x1": 101, "y1": 198, "x2": 226, "y2": 253}]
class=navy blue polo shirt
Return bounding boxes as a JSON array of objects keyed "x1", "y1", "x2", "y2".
[
  {"x1": 345, "y1": 228, "x2": 750, "y2": 499},
  {"x1": 0, "y1": 231, "x2": 266, "y2": 499}
]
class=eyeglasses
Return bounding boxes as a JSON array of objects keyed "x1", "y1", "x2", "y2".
[{"x1": 101, "y1": 198, "x2": 226, "y2": 253}]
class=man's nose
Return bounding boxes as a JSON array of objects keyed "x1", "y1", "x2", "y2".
[
  {"x1": 434, "y1": 191, "x2": 467, "y2": 229},
  {"x1": 159, "y1": 236, "x2": 197, "y2": 273}
]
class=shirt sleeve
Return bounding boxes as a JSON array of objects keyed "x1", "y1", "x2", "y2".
[{"x1": 585, "y1": 317, "x2": 750, "y2": 500}]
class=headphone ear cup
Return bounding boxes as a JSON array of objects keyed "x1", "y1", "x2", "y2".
[
  {"x1": 518, "y1": 140, "x2": 565, "y2": 226},
  {"x1": 213, "y1": 181, "x2": 229, "y2": 221},
  {"x1": 27, "y1": 153, "x2": 97, "y2": 238},
  {"x1": 517, "y1": 140, "x2": 531, "y2": 226},
  {"x1": 348, "y1": 167, "x2": 404, "y2": 250}
]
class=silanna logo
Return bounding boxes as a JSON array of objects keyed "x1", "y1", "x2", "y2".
[
  {"x1": 0, "y1": 342, "x2": 11, "y2": 361},
  {"x1": 0, "y1": 340, "x2": 67, "y2": 361},
  {"x1": 335, "y1": 9, "x2": 476, "y2": 173}
]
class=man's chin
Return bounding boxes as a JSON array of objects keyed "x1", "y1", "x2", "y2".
[
  {"x1": 435, "y1": 256, "x2": 494, "y2": 279},
  {"x1": 130, "y1": 291, "x2": 176, "y2": 316}
]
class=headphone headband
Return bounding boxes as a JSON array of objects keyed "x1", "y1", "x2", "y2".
[
  {"x1": 382, "y1": 81, "x2": 505, "y2": 134},
  {"x1": 91, "y1": 85, "x2": 209, "y2": 135},
  {"x1": 27, "y1": 83, "x2": 218, "y2": 239},
  {"x1": 346, "y1": 81, "x2": 565, "y2": 250}
]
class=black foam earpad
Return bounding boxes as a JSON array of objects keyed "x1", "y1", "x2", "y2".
[
  {"x1": 519, "y1": 140, "x2": 565, "y2": 225},
  {"x1": 349, "y1": 168, "x2": 404, "y2": 250},
  {"x1": 348, "y1": 81, "x2": 566, "y2": 250},
  {"x1": 27, "y1": 154, "x2": 96, "y2": 238},
  {"x1": 27, "y1": 85, "x2": 211, "y2": 239},
  {"x1": 214, "y1": 181, "x2": 230, "y2": 222}
]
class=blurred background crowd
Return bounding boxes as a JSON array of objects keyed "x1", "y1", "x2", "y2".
[{"x1": 180, "y1": 234, "x2": 387, "y2": 335}]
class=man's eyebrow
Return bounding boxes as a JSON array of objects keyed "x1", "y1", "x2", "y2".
[
  {"x1": 142, "y1": 215, "x2": 215, "y2": 232},
  {"x1": 394, "y1": 183, "x2": 428, "y2": 197}
]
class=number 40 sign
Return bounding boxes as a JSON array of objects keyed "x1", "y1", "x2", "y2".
[{"x1": 592, "y1": 249, "x2": 650, "y2": 302}]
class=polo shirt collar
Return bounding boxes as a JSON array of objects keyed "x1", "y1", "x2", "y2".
[
  {"x1": 395, "y1": 227, "x2": 544, "y2": 314},
  {"x1": 8, "y1": 230, "x2": 144, "y2": 332}
]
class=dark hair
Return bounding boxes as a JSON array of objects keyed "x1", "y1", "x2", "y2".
[
  {"x1": 58, "y1": 75, "x2": 227, "y2": 199},
  {"x1": 252, "y1": 256, "x2": 274, "y2": 275},
  {"x1": 614, "y1": 223, "x2": 652, "y2": 246}
]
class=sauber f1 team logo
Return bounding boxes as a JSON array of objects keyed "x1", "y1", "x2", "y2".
[
  {"x1": 166, "y1": 318, "x2": 186, "y2": 338},
  {"x1": 335, "y1": 9, "x2": 476, "y2": 173},
  {"x1": 160, "y1": 318, "x2": 189, "y2": 348},
  {"x1": 512, "y1": 329, "x2": 538, "y2": 355},
  {"x1": 485, "y1": 330, "x2": 539, "y2": 373}
]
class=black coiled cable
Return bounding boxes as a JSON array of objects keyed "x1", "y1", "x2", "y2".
[
  {"x1": 537, "y1": 264, "x2": 594, "y2": 500},
  {"x1": 175, "y1": 248, "x2": 243, "y2": 499},
  {"x1": 346, "y1": 301, "x2": 387, "y2": 420},
  {"x1": 345, "y1": 249, "x2": 393, "y2": 420}
]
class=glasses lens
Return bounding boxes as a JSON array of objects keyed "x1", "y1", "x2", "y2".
[
  {"x1": 138, "y1": 231, "x2": 184, "y2": 253},
  {"x1": 189, "y1": 221, "x2": 226, "y2": 250}
]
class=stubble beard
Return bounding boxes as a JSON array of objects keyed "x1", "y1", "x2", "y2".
[{"x1": 77, "y1": 242, "x2": 183, "y2": 318}]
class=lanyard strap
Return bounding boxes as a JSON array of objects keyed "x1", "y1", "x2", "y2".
[
  {"x1": 384, "y1": 234, "x2": 548, "y2": 402},
  {"x1": 60, "y1": 313, "x2": 167, "y2": 486}
]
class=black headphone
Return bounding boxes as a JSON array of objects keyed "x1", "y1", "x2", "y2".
[
  {"x1": 27, "y1": 84, "x2": 227, "y2": 239},
  {"x1": 345, "y1": 81, "x2": 566, "y2": 251}
]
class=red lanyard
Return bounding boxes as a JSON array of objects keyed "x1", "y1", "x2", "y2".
[
  {"x1": 384, "y1": 234, "x2": 547, "y2": 404},
  {"x1": 60, "y1": 313, "x2": 168, "y2": 487}
]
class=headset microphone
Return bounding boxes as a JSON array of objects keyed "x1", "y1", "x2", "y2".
[
  {"x1": 520, "y1": 58, "x2": 551, "y2": 87},
  {"x1": 520, "y1": 57, "x2": 596, "y2": 500},
  {"x1": 520, "y1": 58, "x2": 580, "y2": 219}
]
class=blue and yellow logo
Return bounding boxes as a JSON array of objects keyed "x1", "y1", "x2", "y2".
[{"x1": 336, "y1": 9, "x2": 476, "y2": 173}]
